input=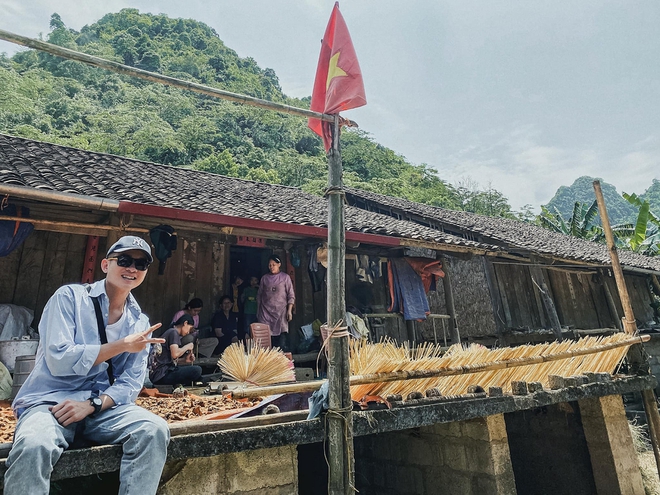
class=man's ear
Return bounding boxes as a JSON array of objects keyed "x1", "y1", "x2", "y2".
[{"x1": 101, "y1": 258, "x2": 109, "y2": 273}]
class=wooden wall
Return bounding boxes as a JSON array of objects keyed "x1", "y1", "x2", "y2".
[{"x1": 0, "y1": 230, "x2": 87, "y2": 327}]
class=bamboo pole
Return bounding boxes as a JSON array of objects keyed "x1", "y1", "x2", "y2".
[
  {"x1": 593, "y1": 180, "x2": 660, "y2": 481},
  {"x1": 0, "y1": 29, "x2": 336, "y2": 123},
  {"x1": 642, "y1": 389, "x2": 660, "y2": 476},
  {"x1": 326, "y1": 115, "x2": 354, "y2": 494},
  {"x1": 593, "y1": 180, "x2": 637, "y2": 334},
  {"x1": 0, "y1": 216, "x2": 149, "y2": 233},
  {"x1": 229, "y1": 334, "x2": 649, "y2": 399}
]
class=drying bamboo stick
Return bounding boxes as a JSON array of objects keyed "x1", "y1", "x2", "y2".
[{"x1": 229, "y1": 334, "x2": 648, "y2": 399}]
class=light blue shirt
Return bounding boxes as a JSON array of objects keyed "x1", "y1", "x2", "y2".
[{"x1": 12, "y1": 279, "x2": 151, "y2": 415}]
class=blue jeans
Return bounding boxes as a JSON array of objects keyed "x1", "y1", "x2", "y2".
[
  {"x1": 153, "y1": 365, "x2": 202, "y2": 386},
  {"x1": 4, "y1": 403, "x2": 170, "y2": 495}
]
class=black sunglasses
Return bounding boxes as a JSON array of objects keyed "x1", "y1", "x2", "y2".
[{"x1": 108, "y1": 254, "x2": 151, "y2": 271}]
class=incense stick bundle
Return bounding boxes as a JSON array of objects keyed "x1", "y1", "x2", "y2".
[
  {"x1": 349, "y1": 333, "x2": 638, "y2": 400},
  {"x1": 218, "y1": 340, "x2": 295, "y2": 386}
]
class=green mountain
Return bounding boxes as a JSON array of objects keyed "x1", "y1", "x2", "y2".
[
  {"x1": 0, "y1": 9, "x2": 514, "y2": 216},
  {"x1": 544, "y1": 176, "x2": 637, "y2": 225},
  {"x1": 641, "y1": 179, "x2": 660, "y2": 216}
]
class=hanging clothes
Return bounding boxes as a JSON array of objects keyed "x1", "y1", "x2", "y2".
[
  {"x1": 149, "y1": 225, "x2": 177, "y2": 275},
  {"x1": 0, "y1": 204, "x2": 34, "y2": 257},
  {"x1": 387, "y1": 258, "x2": 430, "y2": 321},
  {"x1": 404, "y1": 258, "x2": 445, "y2": 293},
  {"x1": 307, "y1": 243, "x2": 325, "y2": 292},
  {"x1": 355, "y1": 255, "x2": 373, "y2": 283}
]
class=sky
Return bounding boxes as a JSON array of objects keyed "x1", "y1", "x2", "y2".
[{"x1": 1, "y1": 1, "x2": 659, "y2": 211}]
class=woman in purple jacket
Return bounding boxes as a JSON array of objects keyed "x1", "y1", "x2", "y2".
[{"x1": 257, "y1": 255, "x2": 295, "y2": 349}]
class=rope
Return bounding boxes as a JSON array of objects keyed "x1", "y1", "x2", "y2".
[
  {"x1": 323, "y1": 403, "x2": 358, "y2": 493},
  {"x1": 323, "y1": 185, "x2": 346, "y2": 199},
  {"x1": 316, "y1": 320, "x2": 349, "y2": 376}
]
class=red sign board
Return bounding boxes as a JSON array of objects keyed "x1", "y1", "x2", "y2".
[{"x1": 236, "y1": 235, "x2": 265, "y2": 248}]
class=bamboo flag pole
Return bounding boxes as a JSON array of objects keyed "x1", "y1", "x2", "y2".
[
  {"x1": 0, "y1": 29, "x2": 336, "y2": 123},
  {"x1": 229, "y1": 334, "x2": 650, "y2": 399},
  {"x1": 593, "y1": 179, "x2": 660, "y2": 480},
  {"x1": 593, "y1": 180, "x2": 637, "y2": 335},
  {"x1": 326, "y1": 116, "x2": 354, "y2": 493}
]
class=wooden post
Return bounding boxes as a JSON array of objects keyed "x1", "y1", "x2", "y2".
[
  {"x1": 593, "y1": 181, "x2": 637, "y2": 335},
  {"x1": 593, "y1": 180, "x2": 660, "y2": 481},
  {"x1": 441, "y1": 257, "x2": 460, "y2": 344},
  {"x1": 326, "y1": 115, "x2": 354, "y2": 494}
]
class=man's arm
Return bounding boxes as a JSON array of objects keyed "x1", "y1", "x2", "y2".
[{"x1": 93, "y1": 324, "x2": 164, "y2": 366}]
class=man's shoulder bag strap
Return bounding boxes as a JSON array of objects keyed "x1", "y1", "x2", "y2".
[{"x1": 85, "y1": 284, "x2": 115, "y2": 385}]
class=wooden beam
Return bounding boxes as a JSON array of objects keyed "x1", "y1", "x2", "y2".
[{"x1": 0, "y1": 29, "x2": 336, "y2": 124}]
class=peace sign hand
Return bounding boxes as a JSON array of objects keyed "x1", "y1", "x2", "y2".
[{"x1": 123, "y1": 323, "x2": 164, "y2": 353}]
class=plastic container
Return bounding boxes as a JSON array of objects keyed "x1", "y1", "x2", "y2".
[
  {"x1": 11, "y1": 354, "x2": 36, "y2": 399},
  {"x1": 249, "y1": 323, "x2": 272, "y2": 349}
]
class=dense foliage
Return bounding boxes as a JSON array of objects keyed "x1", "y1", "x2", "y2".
[{"x1": 0, "y1": 9, "x2": 520, "y2": 218}]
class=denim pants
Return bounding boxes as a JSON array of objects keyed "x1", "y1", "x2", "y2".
[
  {"x1": 4, "y1": 403, "x2": 170, "y2": 495},
  {"x1": 153, "y1": 365, "x2": 203, "y2": 386}
]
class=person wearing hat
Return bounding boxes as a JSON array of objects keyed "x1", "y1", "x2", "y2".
[{"x1": 5, "y1": 236, "x2": 170, "y2": 495}]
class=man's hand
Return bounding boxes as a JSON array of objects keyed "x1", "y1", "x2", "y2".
[
  {"x1": 123, "y1": 323, "x2": 164, "y2": 353},
  {"x1": 286, "y1": 310, "x2": 293, "y2": 322},
  {"x1": 50, "y1": 400, "x2": 94, "y2": 426},
  {"x1": 185, "y1": 352, "x2": 195, "y2": 363}
]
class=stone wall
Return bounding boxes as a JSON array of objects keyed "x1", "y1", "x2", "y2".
[
  {"x1": 157, "y1": 445, "x2": 298, "y2": 495},
  {"x1": 354, "y1": 414, "x2": 516, "y2": 495}
]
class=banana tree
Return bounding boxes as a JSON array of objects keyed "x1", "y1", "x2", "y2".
[{"x1": 539, "y1": 200, "x2": 601, "y2": 240}]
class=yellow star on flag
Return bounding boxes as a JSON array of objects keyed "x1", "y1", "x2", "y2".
[{"x1": 326, "y1": 51, "x2": 347, "y2": 90}]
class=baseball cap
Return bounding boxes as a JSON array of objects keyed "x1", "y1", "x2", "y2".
[{"x1": 106, "y1": 236, "x2": 153, "y2": 263}]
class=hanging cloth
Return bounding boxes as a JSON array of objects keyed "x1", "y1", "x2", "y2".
[
  {"x1": 149, "y1": 225, "x2": 177, "y2": 275},
  {"x1": 0, "y1": 204, "x2": 34, "y2": 257},
  {"x1": 387, "y1": 258, "x2": 430, "y2": 321},
  {"x1": 405, "y1": 258, "x2": 445, "y2": 293}
]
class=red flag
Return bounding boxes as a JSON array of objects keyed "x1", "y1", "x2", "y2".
[{"x1": 308, "y1": 2, "x2": 366, "y2": 151}]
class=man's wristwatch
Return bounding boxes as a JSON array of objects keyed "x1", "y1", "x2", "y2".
[{"x1": 88, "y1": 395, "x2": 103, "y2": 416}]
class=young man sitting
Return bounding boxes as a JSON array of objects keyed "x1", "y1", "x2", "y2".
[{"x1": 5, "y1": 236, "x2": 169, "y2": 495}]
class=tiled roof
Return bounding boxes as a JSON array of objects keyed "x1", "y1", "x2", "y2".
[
  {"x1": 0, "y1": 134, "x2": 494, "y2": 251},
  {"x1": 345, "y1": 187, "x2": 660, "y2": 273}
]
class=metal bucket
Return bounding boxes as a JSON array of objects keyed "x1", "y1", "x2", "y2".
[
  {"x1": 11, "y1": 354, "x2": 36, "y2": 400},
  {"x1": 0, "y1": 339, "x2": 39, "y2": 372}
]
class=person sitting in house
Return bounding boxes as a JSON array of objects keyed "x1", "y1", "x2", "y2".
[
  {"x1": 170, "y1": 298, "x2": 218, "y2": 358},
  {"x1": 211, "y1": 295, "x2": 239, "y2": 356},
  {"x1": 5, "y1": 235, "x2": 169, "y2": 495},
  {"x1": 149, "y1": 314, "x2": 203, "y2": 386}
]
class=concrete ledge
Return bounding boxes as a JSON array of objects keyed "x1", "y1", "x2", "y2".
[{"x1": 0, "y1": 374, "x2": 654, "y2": 484}]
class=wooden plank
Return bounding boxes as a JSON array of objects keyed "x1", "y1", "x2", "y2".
[
  {"x1": 493, "y1": 264, "x2": 512, "y2": 329},
  {"x1": 62, "y1": 234, "x2": 88, "y2": 285},
  {"x1": 12, "y1": 230, "x2": 48, "y2": 315},
  {"x1": 163, "y1": 233, "x2": 185, "y2": 325},
  {"x1": 34, "y1": 232, "x2": 70, "y2": 324},
  {"x1": 482, "y1": 258, "x2": 506, "y2": 336},
  {"x1": 0, "y1": 241, "x2": 23, "y2": 304},
  {"x1": 212, "y1": 241, "x2": 228, "y2": 314},
  {"x1": 194, "y1": 237, "x2": 213, "y2": 328},
  {"x1": 180, "y1": 238, "x2": 197, "y2": 312}
]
